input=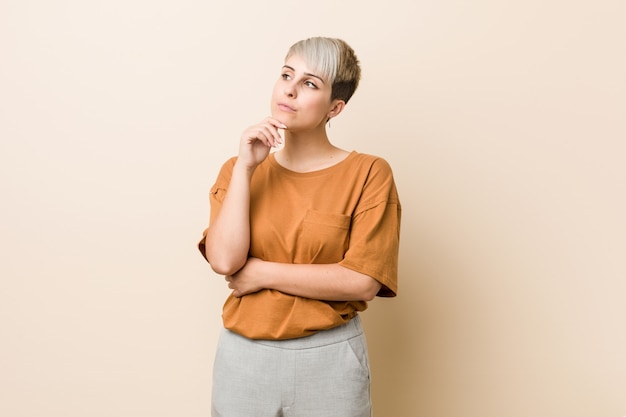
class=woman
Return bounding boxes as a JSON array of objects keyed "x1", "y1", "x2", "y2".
[{"x1": 198, "y1": 37, "x2": 401, "y2": 417}]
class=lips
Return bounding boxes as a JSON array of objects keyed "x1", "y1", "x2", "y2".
[{"x1": 277, "y1": 103, "x2": 296, "y2": 112}]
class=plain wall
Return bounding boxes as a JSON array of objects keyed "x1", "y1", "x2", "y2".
[{"x1": 1, "y1": 0, "x2": 624, "y2": 416}]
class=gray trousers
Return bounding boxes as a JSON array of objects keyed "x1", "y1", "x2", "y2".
[{"x1": 211, "y1": 315, "x2": 372, "y2": 417}]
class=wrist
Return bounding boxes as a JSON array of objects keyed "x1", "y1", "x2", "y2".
[
  {"x1": 251, "y1": 258, "x2": 273, "y2": 290},
  {"x1": 233, "y1": 159, "x2": 257, "y2": 177}
]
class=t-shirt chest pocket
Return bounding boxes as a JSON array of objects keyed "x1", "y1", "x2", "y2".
[{"x1": 299, "y1": 209, "x2": 351, "y2": 263}]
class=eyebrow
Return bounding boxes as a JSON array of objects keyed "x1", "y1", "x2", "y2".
[{"x1": 282, "y1": 65, "x2": 326, "y2": 84}]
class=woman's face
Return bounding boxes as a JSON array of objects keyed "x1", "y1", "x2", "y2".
[{"x1": 270, "y1": 54, "x2": 339, "y2": 132}]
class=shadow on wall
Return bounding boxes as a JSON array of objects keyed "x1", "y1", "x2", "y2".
[
  {"x1": 363, "y1": 214, "x2": 463, "y2": 416},
  {"x1": 364, "y1": 214, "x2": 423, "y2": 415}
]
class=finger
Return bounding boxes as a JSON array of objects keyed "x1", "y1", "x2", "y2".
[
  {"x1": 256, "y1": 126, "x2": 281, "y2": 147},
  {"x1": 265, "y1": 117, "x2": 288, "y2": 130},
  {"x1": 244, "y1": 129, "x2": 272, "y2": 148},
  {"x1": 243, "y1": 120, "x2": 283, "y2": 147},
  {"x1": 265, "y1": 121, "x2": 286, "y2": 145},
  {"x1": 262, "y1": 120, "x2": 286, "y2": 145}
]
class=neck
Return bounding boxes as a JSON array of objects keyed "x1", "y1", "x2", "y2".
[{"x1": 276, "y1": 128, "x2": 348, "y2": 172}]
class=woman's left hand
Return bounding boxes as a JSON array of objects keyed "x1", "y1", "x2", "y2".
[{"x1": 225, "y1": 257, "x2": 265, "y2": 297}]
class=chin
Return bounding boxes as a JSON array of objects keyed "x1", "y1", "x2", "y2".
[
  {"x1": 272, "y1": 110, "x2": 295, "y2": 125},
  {"x1": 270, "y1": 108, "x2": 286, "y2": 121}
]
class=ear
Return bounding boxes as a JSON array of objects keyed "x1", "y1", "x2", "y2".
[{"x1": 327, "y1": 99, "x2": 346, "y2": 119}]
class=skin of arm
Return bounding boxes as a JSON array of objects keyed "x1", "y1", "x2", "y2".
[
  {"x1": 203, "y1": 162, "x2": 254, "y2": 275},
  {"x1": 226, "y1": 257, "x2": 383, "y2": 302},
  {"x1": 204, "y1": 118, "x2": 284, "y2": 275}
]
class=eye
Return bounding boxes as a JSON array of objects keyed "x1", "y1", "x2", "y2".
[
  {"x1": 281, "y1": 73, "x2": 291, "y2": 80},
  {"x1": 304, "y1": 80, "x2": 318, "y2": 89}
]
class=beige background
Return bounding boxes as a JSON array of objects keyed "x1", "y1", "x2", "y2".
[{"x1": 1, "y1": 0, "x2": 625, "y2": 416}]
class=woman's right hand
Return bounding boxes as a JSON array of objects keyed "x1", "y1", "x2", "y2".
[{"x1": 237, "y1": 117, "x2": 287, "y2": 169}]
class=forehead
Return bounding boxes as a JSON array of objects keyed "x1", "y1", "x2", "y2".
[{"x1": 283, "y1": 54, "x2": 329, "y2": 83}]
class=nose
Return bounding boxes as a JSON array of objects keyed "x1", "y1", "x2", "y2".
[{"x1": 284, "y1": 82, "x2": 296, "y2": 98}]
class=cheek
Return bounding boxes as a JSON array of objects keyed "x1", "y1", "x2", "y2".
[
  {"x1": 309, "y1": 98, "x2": 331, "y2": 116},
  {"x1": 270, "y1": 85, "x2": 279, "y2": 101},
  {"x1": 271, "y1": 81, "x2": 283, "y2": 99},
  {"x1": 270, "y1": 88, "x2": 281, "y2": 110}
]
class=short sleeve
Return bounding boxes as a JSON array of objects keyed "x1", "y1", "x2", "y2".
[
  {"x1": 339, "y1": 158, "x2": 401, "y2": 297},
  {"x1": 197, "y1": 157, "x2": 237, "y2": 261}
]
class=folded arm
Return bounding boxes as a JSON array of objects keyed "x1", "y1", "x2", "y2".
[{"x1": 225, "y1": 257, "x2": 382, "y2": 302}]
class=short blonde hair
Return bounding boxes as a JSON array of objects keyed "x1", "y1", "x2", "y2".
[{"x1": 286, "y1": 37, "x2": 361, "y2": 103}]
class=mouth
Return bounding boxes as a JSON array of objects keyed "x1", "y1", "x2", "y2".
[{"x1": 277, "y1": 103, "x2": 296, "y2": 112}]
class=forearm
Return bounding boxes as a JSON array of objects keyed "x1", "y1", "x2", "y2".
[
  {"x1": 250, "y1": 260, "x2": 382, "y2": 302},
  {"x1": 204, "y1": 162, "x2": 255, "y2": 275},
  {"x1": 205, "y1": 118, "x2": 285, "y2": 274}
]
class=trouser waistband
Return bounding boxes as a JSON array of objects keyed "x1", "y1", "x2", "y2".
[{"x1": 232, "y1": 315, "x2": 364, "y2": 350}]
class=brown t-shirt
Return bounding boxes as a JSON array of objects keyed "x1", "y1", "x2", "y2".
[{"x1": 198, "y1": 151, "x2": 401, "y2": 340}]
